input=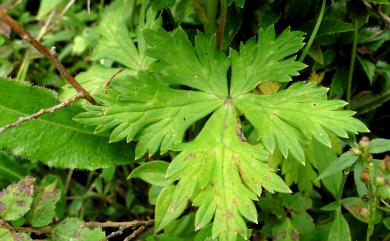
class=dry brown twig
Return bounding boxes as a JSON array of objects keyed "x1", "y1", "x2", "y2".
[
  {"x1": 0, "y1": 93, "x2": 83, "y2": 134},
  {"x1": 84, "y1": 220, "x2": 153, "y2": 229},
  {"x1": 84, "y1": 220, "x2": 154, "y2": 241},
  {"x1": 105, "y1": 68, "x2": 126, "y2": 93},
  {"x1": 0, "y1": 221, "x2": 51, "y2": 235},
  {"x1": 0, "y1": 7, "x2": 96, "y2": 104},
  {"x1": 124, "y1": 225, "x2": 147, "y2": 241}
]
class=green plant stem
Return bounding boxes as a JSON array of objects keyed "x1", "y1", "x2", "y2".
[
  {"x1": 217, "y1": 0, "x2": 227, "y2": 50},
  {"x1": 298, "y1": 0, "x2": 326, "y2": 62},
  {"x1": 347, "y1": 21, "x2": 358, "y2": 107},
  {"x1": 192, "y1": 0, "x2": 208, "y2": 24},
  {"x1": 337, "y1": 172, "x2": 348, "y2": 202},
  {"x1": 205, "y1": 0, "x2": 218, "y2": 36}
]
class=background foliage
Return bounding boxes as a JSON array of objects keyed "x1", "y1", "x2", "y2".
[{"x1": 0, "y1": 0, "x2": 390, "y2": 240}]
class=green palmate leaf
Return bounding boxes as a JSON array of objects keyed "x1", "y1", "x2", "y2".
[
  {"x1": 0, "y1": 176, "x2": 35, "y2": 221},
  {"x1": 0, "y1": 79, "x2": 132, "y2": 169},
  {"x1": 27, "y1": 182, "x2": 60, "y2": 227},
  {"x1": 235, "y1": 82, "x2": 368, "y2": 162},
  {"x1": 76, "y1": 26, "x2": 369, "y2": 240},
  {"x1": 317, "y1": 151, "x2": 359, "y2": 181},
  {"x1": 51, "y1": 218, "x2": 105, "y2": 241},
  {"x1": 129, "y1": 161, "x2": 172, "y2": 186},
  {"x1": 75, "y1": 72, "x2": 223, "y2": 159},
  {"x1": 370, "y1": 138, "x2": 390, "y2": 153},
  {"x1": 230, "y1": 25, "x2": 306, "y2": 97},
  {"x1": 158, "y1": 105, "x2": 290, "y2": 240}
]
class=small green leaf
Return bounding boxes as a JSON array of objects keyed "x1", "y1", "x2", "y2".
[
  {"x1": 327, "y1": 209, "x2": 351, "y2": 241},
  {"x1": 101, "y1": 166, "x2": 116, "y2": 182},
  {"x1": 152, "y1": 0, "x2": 175, "y2": 11},
  {"x1": 0, "y1": 176, "x2": 35, "y2": 221},
  {"x1": 0, "y1": 228, "x2": 31, "y2": 241},
  {"x1": 40, "y1": 175, "x2": 66, "y2": 219},
  {"x1": 170, "y1": 0, "x2": 193, "y2": 24},
  {"x1": 321, "y1": 202, "x2": 340, "y2": 212},
  {"x1": 149, "y1": 185, "x2": 163, "y2": 205},
  {"x1": 27, "y1": 182, "x2": 60, "y2": 227},
  {"x1": 317, "y1": 152, "x2": 359, "y2": 181},
  {"x1": 272, "y1": 218, "x2": 299, "y2": 241},
  {"x1": 357, "y1": 56, "x2": 376, "y2": 85},
  {"x1": 340, "y1": 197, "x2": 369, "y2": 223},
  {"x1": 308, "y1": 41, "x2": 324, "y2": 64},
  {"x1": 314, "y1": 140, "x2": 342, "y2": 199},
  {"x1": 318, "y1": 18, "x2": 354, "y2": 36},
  {"x1": 51, "y1": 218, "x2": 105, "y2": 241},
  {"x1": 353, "y1": 161, "x2": 368, "y2": 197},
  {"x1": 369, "y1": 138, "x2": 390, "y2": 153},
  {"x1": 155, "y1": 185, "x2": 187, "y2": 232},
  {"x1": 129, "y1": 161, "x2": 171, "y2": 186}
]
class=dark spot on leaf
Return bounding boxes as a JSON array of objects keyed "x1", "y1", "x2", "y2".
[{"x1": 16, "y1": 200, "x2": 25, "y2": 207}]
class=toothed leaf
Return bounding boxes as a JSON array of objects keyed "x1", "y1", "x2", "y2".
[
  {"x1": 230, "y1": 25, "x2": 306, "y2": 97},
  {"x1": 76, "y1": 26, "x2": 369, "y2": 240},
  {"x1": 161, "y1": 105, "x2": 290, "y2": 240},
  {"x1": 0, "y1": 176, "x2": 35, "y2": 221},
  {"x1": 235, "y1": 82, "x2": 369, "y2": 163},
  {"x1": 0, "y1": 79, "x2": 133, "y2": 169}
]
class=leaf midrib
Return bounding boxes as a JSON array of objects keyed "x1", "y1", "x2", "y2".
[{"x1": 0, "y1": 105, "x2": 97, "y2": 136}]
